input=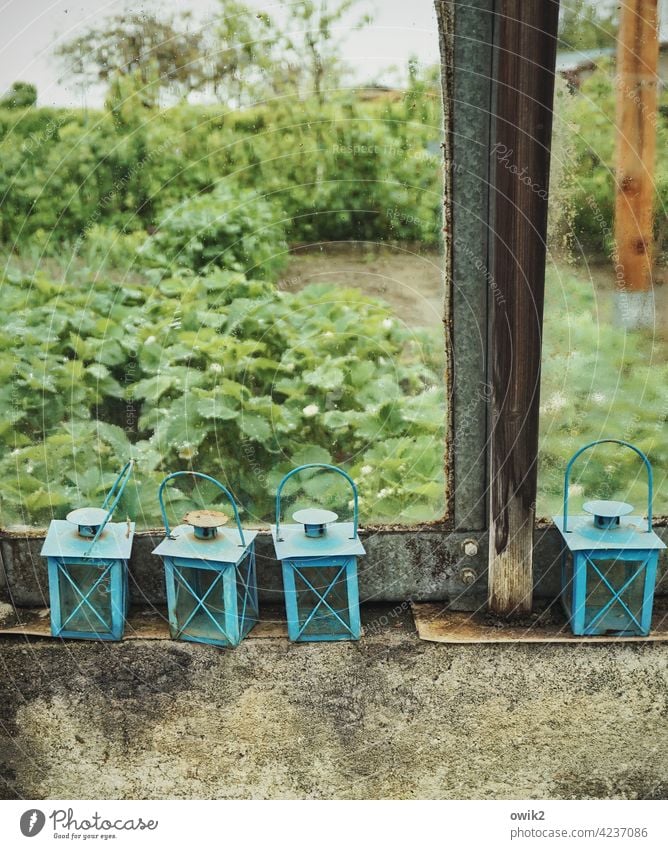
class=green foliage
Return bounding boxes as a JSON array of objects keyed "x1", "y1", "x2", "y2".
[
  {"x1": 555, "y1": 63, "x2": 668, "y2": 259},
  {"x1": 55, "y1": 1, "x2": 374, "y2": 109},
  {"x1": 538, "y1": 266, "x2": 668, "y2": 517},
  {"x1": 558, "y1": 0, "x2": 618, "y2": 51},
  {"x1": 3, "y1": 37, "x2": 665, "y2": 531},
  {"x1": 265, "y1": 0, "x2": 372, "y2": 104},
  {"x1": 0, "y1": 82, "x2": 443, "y2": 249},
  {"x1": 3, "y1": 252, "x2": 665, "y2": 526},
  {"x1": 55, "y1": 11, "x2": 214, "y2": 102},
  {"x1": 212, "y1": 1, "x2": 276, "y2": 105},
  {"x1": 0, "y1": 263, "x2": 445, "y2": 527},
  {"x1": 137, "y1": 185, "x2": 288, "y2": 278},
  {"x1": 0, "y1": 81, "x2": 38, "y2": 109}
]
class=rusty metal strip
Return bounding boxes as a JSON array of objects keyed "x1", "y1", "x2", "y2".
[
  {"x1": 411, "y1": 601, "x2": 668, "y2": 644},
  {"x1": 0, "y1": 607, "x2": 289, "y2": 641}
]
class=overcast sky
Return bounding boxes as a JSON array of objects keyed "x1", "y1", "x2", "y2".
[
  {"x1": 0, "y1": 0, "x2": 441, "y2": 107},
  {"x1": 2, "y1": 0, "x2": 666, "y2": 108}
]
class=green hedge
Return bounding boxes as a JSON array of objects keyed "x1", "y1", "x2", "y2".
[
  {"x1": 0, "y1": 95, "x2": 444, "y2": 249},
  {"x1": 556, "y1": 63, "x2": 668, "y2": 258}
]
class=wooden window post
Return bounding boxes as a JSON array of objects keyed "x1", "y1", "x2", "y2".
[{"x1": 487, "y1": 0, "x2": 560, "y2": 615}]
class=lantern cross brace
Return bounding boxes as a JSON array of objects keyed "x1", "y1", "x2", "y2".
[
  {"x1": 293, "y1": 562, "x2": 353, "y2": 638},
  {"x1": 57, "y1": 561, "x2": 114, "y2": 631},
  {"x1": 172, "y1": 566, "x2": 230, "y2": 640},
  {"x1": 582, "y1": 554, "x2": 651, "y2": 632},
  {"x1": 235, "y1": 557, "x2": 256, "y2": 633}
]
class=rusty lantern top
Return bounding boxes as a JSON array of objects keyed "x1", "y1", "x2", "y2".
[{"x1": 183, "y1": 509, "x2": 229, "y2": 540}]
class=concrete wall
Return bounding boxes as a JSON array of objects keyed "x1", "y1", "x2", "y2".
[{"x1": 1, "y1": 609, "x2": 667, "y2": 800}]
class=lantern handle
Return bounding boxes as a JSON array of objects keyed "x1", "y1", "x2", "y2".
[
  {"x1": 84, "y1": 459, "x2": 135, "y2": 555},
  {"x1": 157, "y1": 471, "x2": 246, "y2": 547},
  {"x1": 562, "y1": 439, "x2": 653, "y2": 533},
  {"x1": 275, "y1": 463, "x2": 359, "y2": 541}
]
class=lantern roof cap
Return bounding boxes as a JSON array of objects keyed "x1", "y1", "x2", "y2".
[
  {"x1": 583, "y1": 500, "x2": 634, "y2": 519},
  {"x1": 271, "y1": 521, "x2": 365, "y2": 559},
  {"x1": 153, "y1": 524, "x2": 257, "y2": 563},
  {"x1": 184, "y1": 509, "x2": 229, "y2": 529},
  {"x1": 553, "y1": 514, "x2": 666, "y2": 552},
  {"x1": 66, "y1": 506, "x2": 108, "y2": 528},
  {"x1": 41, "y1": 519, "x2": 135, "y2": 559},
  {"x1": 293, "y1": 508, "x2": 338, "y2": 526}
]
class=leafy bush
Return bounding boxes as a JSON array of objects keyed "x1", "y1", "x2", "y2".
[
  {"x1": 137, "y1": 185, "x2": 288, "y2": 279},
  {"x1": 0, "y1": 82, "x2": 38, "y2": 109},
  {"x1": 0, "y1": 68, "x2": 665, "y2": 258},
  {"x1": 0, "y1": 263, "x2": 445, "y2": 527},
  {"x1": 556, "y1": 63, "x2": 668, "y2": 258},
  {"x1": 3, "y1": 254, "x2": 665, "y2": 526},
  {"x1": 0, "y1": 93, "x2": 443, "y2": 249}
]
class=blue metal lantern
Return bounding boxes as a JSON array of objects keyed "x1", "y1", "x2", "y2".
[
  {"x1": 153, "y1": 471, "x2": 258, "y2": 647},
  {"x1": 41, "y1": 460, "x2": 135, "y2": 640},
  {"x1": 554, "y1": 439, "x2": 666, "y2": 636},
  {"x1": 271, "y1": 464, "x2": 364, "y2": 642}
]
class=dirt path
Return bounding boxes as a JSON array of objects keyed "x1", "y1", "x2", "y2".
[
  {"x1": 281, "y1": 246, "x2": 667, "y2": 335},
  {"x1": 280, "y1": 243, "x2": 445, "y2": 329}
]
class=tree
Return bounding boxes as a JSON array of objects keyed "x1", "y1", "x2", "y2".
[
  {"x1": 0, "y1": 81, "x2": 37, "y2": 108},
  {"x1": 267, "y1": 0, "x2": 373, "y2": 104},
  {"x1": 211, "y1": 1, "x2": 276, "y2": 106},
  {"x1": 559, "y1": 0, "x2": 619, "y2": 51},
  {"x1": 55, "y1": 12, "x2": 211, "y2": 103}
]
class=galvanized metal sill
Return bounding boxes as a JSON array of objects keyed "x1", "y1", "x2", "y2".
[{"x1": 2, "y1": 525, "x2": 666, "y2": 610}]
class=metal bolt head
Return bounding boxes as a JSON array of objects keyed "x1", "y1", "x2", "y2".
[
  {"x1": 460, "y1": 567, "x2": 477, "y2": 586},
  {"x1": 462, "y1": 539, "x2": 478, "y2": 557}
]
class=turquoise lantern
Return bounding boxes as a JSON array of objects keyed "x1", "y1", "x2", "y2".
[
  {"x1": 41, "y1": 460, "x2": 135, "y2": 641},
  {"x1": 153, "y1": 471, "x2": 258, "y2": 647},
  {"x1": 271, "y1": 464, "x2": 364, "y2": 642},
  {"x1": 554, "y1": 439, "x2": 665, "y2": 636}
]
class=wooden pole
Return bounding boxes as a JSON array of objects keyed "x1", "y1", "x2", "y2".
[
  {"x1": 487, "y1": 0, "x2": 560, "y2": 616},
  {"x1": 614, "y1": 0, "x2": 660, "y2": 328}
]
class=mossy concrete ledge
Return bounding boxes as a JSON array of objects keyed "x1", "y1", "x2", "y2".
[{"x1": 1, "y1": 609, "x2": 667, "y2": 800}]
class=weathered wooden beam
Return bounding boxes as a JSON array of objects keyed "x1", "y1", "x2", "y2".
[
  {"x1": 614, "y1": 0, "x2": 660, "y2": 328},
  {"x1": 487, "y1": 0, "x2": 560, "y2": 615}
]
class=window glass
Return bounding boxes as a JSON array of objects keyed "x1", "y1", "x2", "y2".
[
  {"x1": 0, "y1": 1, "x2": 447, "y2": 529},
  {"x1": 538, "y1": 1, "x2": 668, "y2": 517}
]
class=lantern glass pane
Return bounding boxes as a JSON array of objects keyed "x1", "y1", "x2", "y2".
[
  {"x1": 585, "y1": 557, "x2": 646, "y2": 633},
  {"x1": 57, "y1": 562, "x2": 113, "y2": 633},
  {"x1": 293, "y1": 564, "x2": 352, "y2": 638},
  {"x1": 173, "y1": 564, "x2": 230, "y2": 643}
]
